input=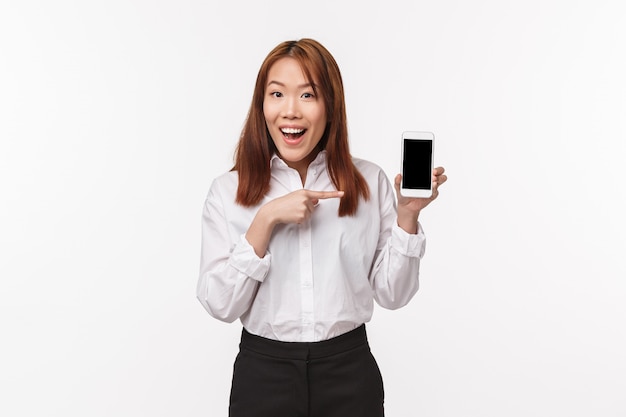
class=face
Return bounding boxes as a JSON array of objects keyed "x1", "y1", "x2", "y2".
[{"x1": 263, "y1": 58, "x2": 327, "y2": 178}]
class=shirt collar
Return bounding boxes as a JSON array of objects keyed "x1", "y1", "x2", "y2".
[{"x1": 270, "y1": 150, "x2": 327, "y2": 170}]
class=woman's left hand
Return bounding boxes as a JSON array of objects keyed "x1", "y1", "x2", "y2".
[{"x1": 394, "y1": 167, "x2": 447, "y2": 234}]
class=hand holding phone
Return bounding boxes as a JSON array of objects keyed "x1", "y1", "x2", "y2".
[{"x1": 400, "y1": 131, "x2": 435, "y2": 198}]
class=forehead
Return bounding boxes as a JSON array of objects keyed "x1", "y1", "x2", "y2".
[{"x1": 266, "y1": 57, "x2": 317, "y2": 85}]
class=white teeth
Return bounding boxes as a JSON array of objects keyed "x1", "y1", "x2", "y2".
[{"x1": 281, "y1": 128, "x2": 304, "y2": 134}]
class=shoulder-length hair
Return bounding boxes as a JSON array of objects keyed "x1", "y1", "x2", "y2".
[{"x1": 233, "y1": 38, "x2": 369, "y2": 216}]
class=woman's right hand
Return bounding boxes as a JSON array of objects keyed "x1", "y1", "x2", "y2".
[
  {"x1": 263, "y1": 189, "x2": 344, "y2": 225},
  {"x1": 245, "y1": 189, "x2": 344, "y2": 257}
]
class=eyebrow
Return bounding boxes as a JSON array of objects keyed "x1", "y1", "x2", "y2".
[{"x1": 266, "y1": 80, "x2": 315, "y2": 89}]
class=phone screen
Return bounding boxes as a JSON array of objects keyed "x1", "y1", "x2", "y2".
[{"x1": 402, "y1": 139, "x2": 433, "y2": 189}]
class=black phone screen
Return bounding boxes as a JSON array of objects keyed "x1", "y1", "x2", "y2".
[{"x1": 402, "y1": 139, "x2": 432, "y2": 189}]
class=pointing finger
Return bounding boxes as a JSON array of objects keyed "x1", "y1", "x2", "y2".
[{"x1": 306, "y1": 190, "x2": 345, "y2": 200}]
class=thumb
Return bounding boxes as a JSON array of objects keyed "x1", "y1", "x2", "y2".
[{"x1": 394, "y1": 174, "x2": 402, "y2": 191}]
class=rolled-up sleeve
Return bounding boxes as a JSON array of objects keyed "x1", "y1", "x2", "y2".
[{"x1": 390, "y1": 222, "x2": 426, "y2": 258}]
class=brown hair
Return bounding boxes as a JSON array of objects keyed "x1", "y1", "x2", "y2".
[{"x1": 233, "y1": 38, "x2": 369, "y2": 216}]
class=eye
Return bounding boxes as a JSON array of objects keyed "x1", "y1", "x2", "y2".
[
  {"x1": 301, "y1": 92, "x2": 315, "y2": 99},
  {"x1": 270, "y1": 91, "x2": 283, "y2": 98}
]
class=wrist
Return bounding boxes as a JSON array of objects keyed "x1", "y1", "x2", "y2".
[
  {"x1": 257, "y1": 204, "x2": 278, "y2": 229},
  {"x1": 397, "y1": 208, "x2": 420, "y2": 234}
]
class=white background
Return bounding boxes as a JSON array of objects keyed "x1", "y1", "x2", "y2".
[{"x1": 1, "y1": 0, "x2": 625, "y2": 416}]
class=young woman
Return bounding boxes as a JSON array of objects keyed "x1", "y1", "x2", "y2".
[{"x1": 197, "y1": 38, "x2": 447, "y2": 417}]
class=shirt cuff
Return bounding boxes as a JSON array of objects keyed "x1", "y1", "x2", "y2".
[
  {"x1": 391, "y1": 222, "x2": 426, "y2": 258},
  {"x1": 228, "y1": 234, "x2": 271, "y2": 282}
]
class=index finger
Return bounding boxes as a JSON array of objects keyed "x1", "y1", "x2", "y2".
[
  {"x1": 306, "y1": 190, "x2": 345, "y2": 200},
  {"x1": 433, "y1": 166, "x2": 446, "y2": 176}
]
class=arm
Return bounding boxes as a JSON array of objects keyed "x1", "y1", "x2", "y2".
[
  {"x1": 369, "y1": 167, "x2": 446, "y2": 309},
  {"x1": 197, "y1": 184, "x2": 344, "y2": 322},
  {"x1": 246, "y1": 189, "x2": 344, "y2": 257},
  {"x1": 196, "y1": 182, "x2": 271, "y2": 322}
]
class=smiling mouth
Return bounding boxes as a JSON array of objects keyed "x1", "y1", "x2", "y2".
[{"x1": 281, "y1": 127, "x2": 306, "y2": 140}]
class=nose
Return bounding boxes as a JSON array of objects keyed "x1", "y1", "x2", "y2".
[{"x1": 282, "y1": 96, "x2": 301, "y2": 119}]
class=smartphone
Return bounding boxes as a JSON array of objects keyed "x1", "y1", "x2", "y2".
[{"x1": 400, "y1": 131, "x2": 435, "y2": 198}]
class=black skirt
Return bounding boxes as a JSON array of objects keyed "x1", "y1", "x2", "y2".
[{"x1": 229, "y1": 324, "x2": 385, "y2": 417}]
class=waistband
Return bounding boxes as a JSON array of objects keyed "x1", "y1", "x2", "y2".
[{"x1": 239, "y1": 324, "x2": 369, "y2": 361}]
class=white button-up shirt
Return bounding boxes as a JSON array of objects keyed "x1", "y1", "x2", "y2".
[{"x1": 197, "y1": 151, "x2": 426, "y2": 342}]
